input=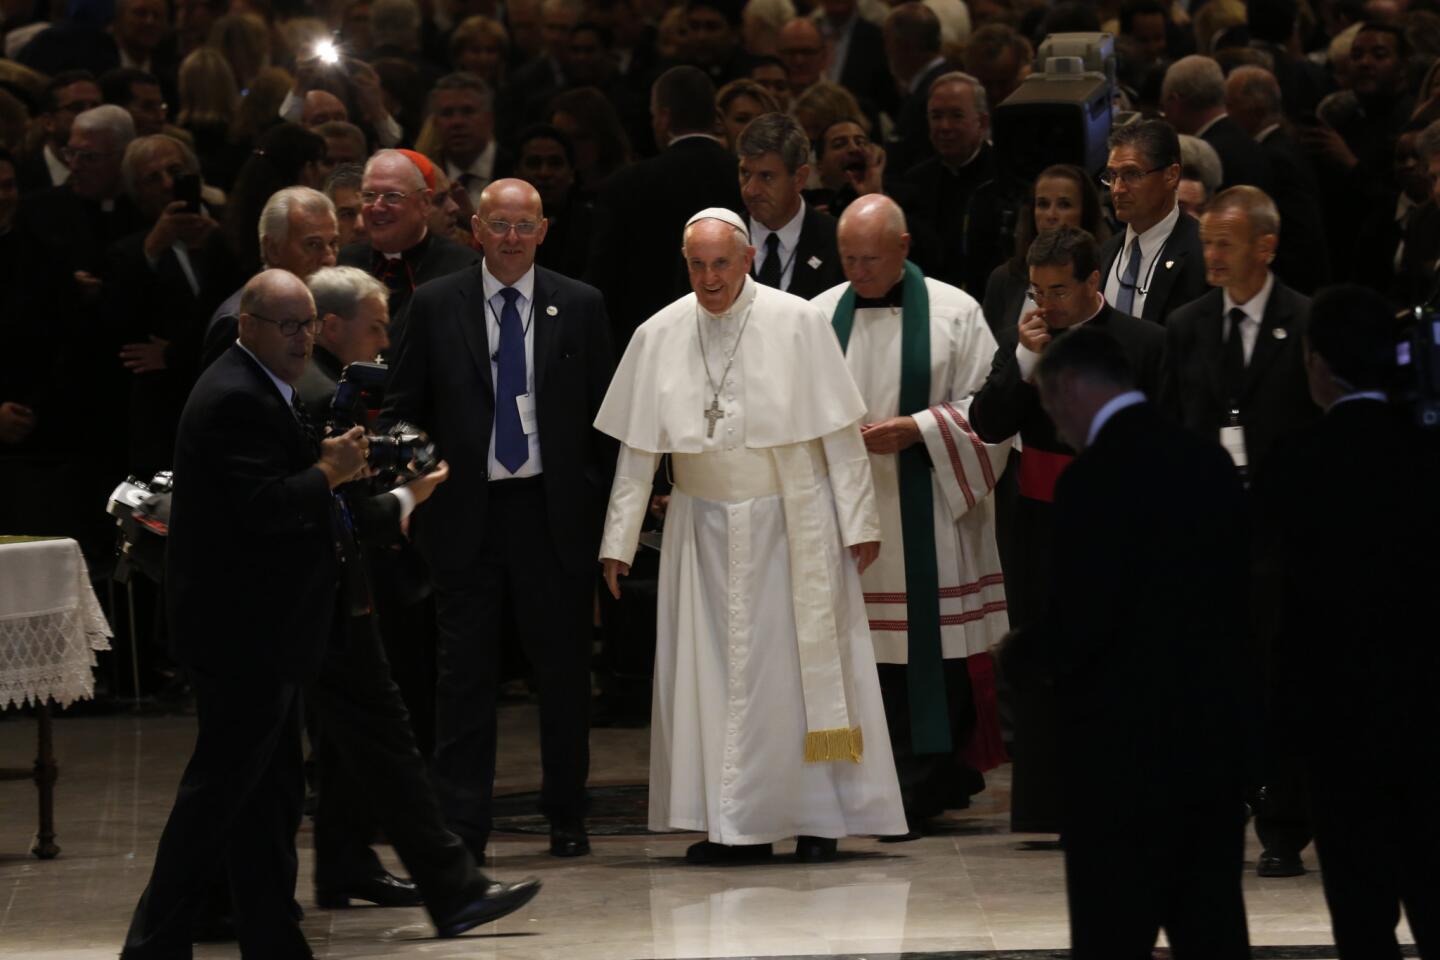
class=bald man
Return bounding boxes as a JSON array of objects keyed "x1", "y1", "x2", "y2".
[
  {"x1": 812, "y1": 195, "x2": 1011, "y2": 836},
  {"x1": 382, "y1": 178, "x2": 617, "y2": 861},
  {"x1": 122, "y1": 270, "x2": 370, "y2": 958}
]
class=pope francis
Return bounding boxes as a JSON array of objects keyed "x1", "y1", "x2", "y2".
[{"x1": 596, "y1": 208, "x2": 907, "y2": 863}]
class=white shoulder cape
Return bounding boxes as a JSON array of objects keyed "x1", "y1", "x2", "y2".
[{"x1": 594, "y1": 278, "x2": 867, "y2": 453}]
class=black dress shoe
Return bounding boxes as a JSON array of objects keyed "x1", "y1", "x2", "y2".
[
  {"x1": 1257, "y1": 851, "x2": 1305, "y2": 877},
  {"x1": 432, "y1": 877, "x2": 542, "y2": 938},
  {"x1": 878, "y1": 827, "x2": 925, "y2": 843},
  {"x1": 685, "y1": 840, "x2": 774, "y2": 864},
  {"x1": 315, "y1": 870, "x2": 424, "y2": 909},
  {"x1": 795, "y1": 836, "x2": 838, "y2": 862},
  {"x1": 550, "y1": 824, "x2": 591, "y2": 857}
]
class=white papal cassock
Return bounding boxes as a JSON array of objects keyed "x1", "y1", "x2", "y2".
[
  {"x1": 810, "y1": 278, "x2": 1011, "y2": 666},
  {"x1": 596, "y1": 276, "x2": 906, "y2": 844}
]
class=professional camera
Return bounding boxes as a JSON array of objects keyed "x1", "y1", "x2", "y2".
[
  {"x1": 1398, "y1": 306, "x2": 1440, "y2": 429},
  {"x1": 106, "y1": 471, "x2": 173, "y2": 585},
  {"x1": 331, "y1": 361, "x2": 439, "y2": 478}
]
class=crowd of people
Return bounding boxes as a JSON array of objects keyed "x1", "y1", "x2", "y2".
[{"x1": 0, "y1": 0, "x2": 1438, "y2": 956}]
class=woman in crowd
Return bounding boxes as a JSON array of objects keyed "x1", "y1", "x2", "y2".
[
  {"x1": 980, "y1": 163, "x2": 1110, "y2": 336},
  {"x1": 716, "y1": 78, "x2": 780, "y2": 152}
]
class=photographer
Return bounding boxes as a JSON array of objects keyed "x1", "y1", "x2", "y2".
[
  {"x1": 121, "y1": 271, "x2": 537, "y2": 960},
  {"x1": 281, "y1": 49, "x2": 406, "y2": 150},
  {"x1": 296, "y1": 264, "x2": 541, "y2": 919}
]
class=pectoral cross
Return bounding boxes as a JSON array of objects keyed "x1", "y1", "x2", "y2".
[{"x1": 704, "y1": 395, "x2": 725, "y2": 438}]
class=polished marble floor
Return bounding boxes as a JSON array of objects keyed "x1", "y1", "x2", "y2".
[{"x1": 0, "y1": 703, "x2": 1415, "y2": 959}]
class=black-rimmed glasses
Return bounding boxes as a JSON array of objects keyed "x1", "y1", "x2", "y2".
[{"x1": 249, "y1": 312, "x2": 320, "y2": 337}]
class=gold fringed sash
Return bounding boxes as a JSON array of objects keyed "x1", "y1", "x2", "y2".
[
  {"x1": 772, "y1": 441, "x2": 863, "y2": 764},
  {"x1": 804, "y1": 725, "x2": 864, "y2": 763}
]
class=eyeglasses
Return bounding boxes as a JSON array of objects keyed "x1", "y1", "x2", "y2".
[
  {"x1": 249, "y1": 312, "x2": 320, "y2": 337},
  {"x1": 1099, "y1": 165, "x2": 1168, "y2": 188},
  {"x1": 482, "y1": 219, "x2": 542, "y2": 236},
  {"x1": 360, "y1": 189, "x2": 420, "y2": 206},
  {"x1": 1028, "y1": 286, "x2": 1074, "y2": 305},
  {"x1": 62, "y1": 147, "x2": 114, "y2": 165}
]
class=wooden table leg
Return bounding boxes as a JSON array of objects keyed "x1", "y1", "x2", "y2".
[{"x1": 31, "y1": 700, "x2": 59, "y2": 859}]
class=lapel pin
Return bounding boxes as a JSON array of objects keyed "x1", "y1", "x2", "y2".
[
  {"x1": 546, "y1": 305, "x2": 558, "y2": 316},
  {"x1": 1164, "y1": 260, "x2": 1175, "y2": 269},
  {"x1": 1273, "y1": 327, "x2": 1288, "y2": 340},
  {"x1": 807, "y1": 256, "x2": 822, "y2": 269}
]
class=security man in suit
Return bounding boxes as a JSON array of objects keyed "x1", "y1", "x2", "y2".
[
  {"x1": 1099, "y1": 118, "x2": 1209, "y2": 326},
  {"x1": 1164, "y1": 185, "x2": 1320, "y2": 879},
  {"x1": 1028, "y1": 326, "x2": 1253, "y2": 960},
  {"x1": 737, "y1": 112, "x2": 844, "y2": 300},
  {"x1": 382, "y1": 178, "x2": 617, "y2": 862}
]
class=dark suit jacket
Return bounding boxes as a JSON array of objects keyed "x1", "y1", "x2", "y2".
[
  {"x1": 585, "y1": 135, "x2": 743, "y2": 346},
  {"x1": 971, "y1": 303, "x2": 1167, "y2": 453},
  {"x1": 1202, "y1": 115, "x2": 1273, "y2": 193},
  {"x1": 103, "y1": 229, "x2": 237, "y2": 475},
  {"x1": 338, "y1": 231, "x2": 482, "y2": 356},
  {"x1": 1259, "y1": 127, "x2": 1329, "y2": 295},
  {"x1": 167, "y1": 344, "x2": 343, "y2": 680},
  {"x1": 900, "y1": 142, "x2": 997, "y2": 294},
  {"x1": 1039, "y1": 401, "x2": 1254, "y2": 809},
  {"x1": 1099, "y1": 210, "x2": 1209, "y2": 326},
  {"x1": 888, "y1": 59, "x2": 953, "y2": 177},
  {"x1": 295, "y1": 345, "x2": 433, "y2": 606},
  {"x1": 1162, "y1": 280, "x2": 1318, "y2": 472},
  {"x1": 16, "y1": 145, "x2": 60, "y2": 194},
  {"x1": 763, "y1": 204, "x2": 844, "y2": 300},
  {"x1": 1255, "y1": 398, "x2": 1440, "y2": 765},
  {"x1": 981, "y1": 263, "x2": 1028, "y2": 338},
  {"x1": 381, "y1": 264, "x2": 617, "y2": 576},
  {"x1": 837, "y1": 16, "x2": 898, "y2": 116}
]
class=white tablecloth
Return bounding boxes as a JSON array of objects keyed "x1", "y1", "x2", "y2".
[{"x1": 0, "y1": 538, "x2": 112, "y2": 710}]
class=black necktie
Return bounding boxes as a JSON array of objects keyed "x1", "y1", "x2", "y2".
[
  {"x1": 1223, "y1": 307, "x2": 1248, "y2": 405},
  {"x1": 291, "y1": 392, "x2": 321, "y2": 458},
  {"x1": 756, "y1": 232, "x2": 783, "y2": 289}
]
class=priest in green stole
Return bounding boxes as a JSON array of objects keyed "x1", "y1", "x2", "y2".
[{"x1": 813, "y1": 196, "x2": 1012, "y2": 837}]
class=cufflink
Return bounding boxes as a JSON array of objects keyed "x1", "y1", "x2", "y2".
[{"x1": 546, "y1": 305, "x2": 558, "y2": 316}]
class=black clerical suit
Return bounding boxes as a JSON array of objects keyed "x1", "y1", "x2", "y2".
[
  {"x1": 338, "y1": 231, "x2": 481, "y2": 357},
  {"x1": 834, "y1": 15, "x2": 899, "y2": 117},
  {"x1": 585, "y1": 134, "x2": 743, "y2": 347},
  {"x1": 1027, "y1": 400, "x2": 1253, "y2": 959},
  {"x1": 750, "y1": 203, "x2": 844, "y2": 300},
  {"x1": 900, "y1": 142, "x2": 997, "y2": 294},
  {"x1": 122, "y1": 344, "x2": 343, "y2": 960},
  {"x1": 381, "y1": 262, "x2": 616, "y2": 858},
  {"x1": 1099, "y1": 210, "x2": 1208, "y2": 326},
  {"x1": 1255, "y1": 397, "x2": 1440, "y2": 959},
  {"x1": 970, "y1": 304, "x2": 1165, "y2": 833}
]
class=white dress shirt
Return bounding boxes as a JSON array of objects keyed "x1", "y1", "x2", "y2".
[
  {"x1": 1222, "y1": 270, "x2": 1274, "y2": 365},
  {"x1": 43, "y1": 143, "x2": 70, "y2": 187},
  {"x1": 1104, "y1": 203, "x2": 1181, "y2": 319},
  {"x1": 482, "y1": 261, "x2": 542, "y2": 479},
  {"x1": 749, "y1": 200, "x2": 806, "y2": 293},
  {"x1": 1086, "y1": 390, "x2": 1147, "y2": 447}
]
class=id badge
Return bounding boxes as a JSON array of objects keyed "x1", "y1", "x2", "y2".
[
  {"x1": 1220, "y1": 424, "x2": 1247, "y2": 468},
  {"x1": 516, "y1": 393, "x2": 538, "y2": 435}
]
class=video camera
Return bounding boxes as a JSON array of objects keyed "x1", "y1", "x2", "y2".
[
  {"x1": 331, "y1": 361, "x2": 439, "y2": 478},
  {"x1": 106, "y1": 471, "x2": 173, "y2": 585}
]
